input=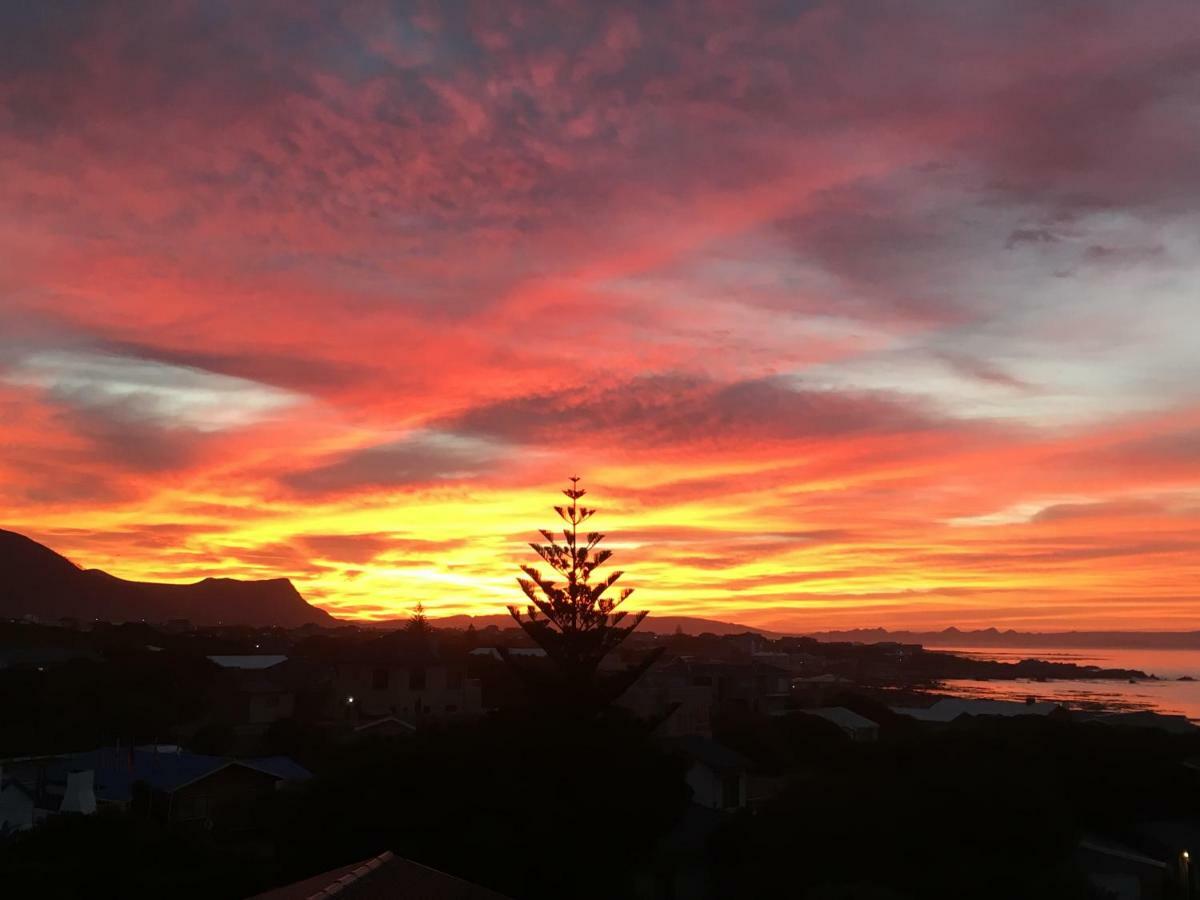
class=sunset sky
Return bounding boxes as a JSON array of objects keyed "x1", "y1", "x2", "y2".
[{"x1": 2, "y1": 2, "x2": 1199, "y2": 630}]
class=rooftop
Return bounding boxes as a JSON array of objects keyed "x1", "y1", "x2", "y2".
[
  {"x1": 207, "y1": 654, "x2": 289, "y2": 669},
  {"x1": 807, "y1": 707, "x2": 879, "y2": 731},
  {"x1": 251, "y1": 851, "x2": 513, "y2": 899}
]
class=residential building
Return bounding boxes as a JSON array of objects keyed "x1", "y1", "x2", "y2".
[
  {"x1": 0, "y1": 747, "x2": 310, "y2": 828},
  {"x1": 331, "y1": 633, "x2": 481, "y2": 722},
  {"x1": 806, "y1": 707, "x2": 880, "y2": 742},
  {"x1": 619, "y1": 658, "x2": 715, "y2": 737},
  {"x1": 683, "y1": 659, "x2": 792, "y2": 717}
]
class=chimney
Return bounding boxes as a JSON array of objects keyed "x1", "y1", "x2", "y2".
[{"x1": 62, "y1": 769, "x2": 97, "y2": 815}]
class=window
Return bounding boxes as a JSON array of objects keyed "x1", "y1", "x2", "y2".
[
  {"x1": 445, "y1": 704, "x2": 458, "y2": 713},
  {"x1": 447, "y1": 669, "x2": 463, "y2": 689},
  {"x1": 372, "y1": 668, "x2": 390, "y2": 690},
  {"x1": 409, "y1": 667, "x2": 426, "y2": 690}
]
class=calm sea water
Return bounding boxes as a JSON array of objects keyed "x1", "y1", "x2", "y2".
[{"x1": 938, "y1": 647, "x2": 1200, "y2": 722}]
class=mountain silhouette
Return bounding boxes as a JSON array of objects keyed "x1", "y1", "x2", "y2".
[{"x1": 0, "y1": 529, "x2": 334, "y2": 627}]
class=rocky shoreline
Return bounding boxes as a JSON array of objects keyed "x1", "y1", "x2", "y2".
[{"x1": 916, "y1": 649, "x2": 1153, "y2": 682}]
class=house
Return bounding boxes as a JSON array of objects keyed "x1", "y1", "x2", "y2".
[
  {"x1": 1075, "y1": 836, "x2": 1181, "y2": 900},
  {"x1": 619, "y1": 657, "x2": 794, "y2": 734},
  {"x1": 1, "y1": 747, "x2": 311, "y2": 827},
  {"x1": 619, "y1": 658, "x2": 716, "y2": 737},
  {"x1": 681, "y1": 659, "x2": 792, "y2": 716},
  {"x1": 669, "y1": 735, "x2": 751, "y2": 812},
  {"x1": 206, "y1": 655, "x2": 301, "y2": 734},
  {"x1": 251, "y1": 850, "x2": 513, "y2": 899},
  {"x1": 331, "y1": 632, "x2": 482, "y2": 722},
  {"x1": 805, "y1": 707, "x2": 880, "y2": 742},
  {"x1": 228, "y1": 673, "x2": 297, "y2": 729},
  {"x1": 1, "y1": 761, "x2": 97, "y2": 830}
]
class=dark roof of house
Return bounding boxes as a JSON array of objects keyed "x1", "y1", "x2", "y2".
[
  {"x1": 0, "y1": 773, "x2": 34, "y2": 800},
  {"x1": 207, "y1": 654, "x2": 289, "y2": 669},
  {"x1": 353, "y1": 716, "x2": 417, "y2": 734},
  {"x1": 251, "y1": 851, "x2": 513, "y2": 900},
  {"x1": 806, "y1": 707, "x2": 880, "y2": 731},
  {"x1": 241, "y1": 756, "x2": 314, "y2": 782}
]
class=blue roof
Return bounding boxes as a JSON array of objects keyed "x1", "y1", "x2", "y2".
[
  {"x1": 241, "y1": 756, "x2": 313, "y2": 782},
  {"x1": 34, "y1": 748, "x2": 311, "y2": 803}
]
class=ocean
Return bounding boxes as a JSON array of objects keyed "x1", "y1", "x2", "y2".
[{"x1": 938, "y1": 646, "x2": 1200, "y2": 722}]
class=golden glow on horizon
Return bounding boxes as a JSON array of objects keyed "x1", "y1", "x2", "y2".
[{"x1": 14, "y1": 449, "x2": 1200, "y2": 631}]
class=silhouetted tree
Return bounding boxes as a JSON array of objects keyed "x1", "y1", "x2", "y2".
[
  {"x1": 405, "y1": 602, "x2": 430, "y2": 636},
  {"x1": 506, "y1": 476, "x2": 662, "y2": 711}
]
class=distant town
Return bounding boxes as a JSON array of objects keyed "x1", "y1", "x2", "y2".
[{"x1": 3, "y1": 602, "x2": 1200, "y2": 898}]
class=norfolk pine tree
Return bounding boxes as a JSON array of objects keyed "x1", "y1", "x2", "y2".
[
  {"x1": 505, "y1": 476, "x2": 663, "y2": 712},
  {"x1": 405, "y1": 601, "x2": 430, "y2": 636}
]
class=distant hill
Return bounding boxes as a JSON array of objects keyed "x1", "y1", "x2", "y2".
[
  {"x1": 0, "y1": 529, "x2": 334, "y2": 628},
  {"x1": 397, "y1": 612, "x2": 778, "y2": 636},
  {"x1": 805, "y1": 626, "x2": 1200, "y2": 650}
]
